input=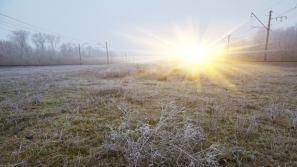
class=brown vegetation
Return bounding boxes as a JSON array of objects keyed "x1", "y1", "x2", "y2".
[{"x1": 1, "y1": 62, "x2": 297, "y2": 166}]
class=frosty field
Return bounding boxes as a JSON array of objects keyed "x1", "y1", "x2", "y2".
[{"x1": 0, "y1": 62, "x2": 297, "y2": 166}]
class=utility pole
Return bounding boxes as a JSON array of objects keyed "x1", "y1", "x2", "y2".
[
  {"x1": 78, "y1": 44, "x2": 82, "y2": 65},
  {"x1": 251, "y1": 11, "x2": 286, "y2": 61},
  {"x1": 74, "y1": 43, "x2": 88, "y2": 65},
  {"x1": 251, "y1": 12, "x2": 269, "y2": 61},
  {"x1": 105, "y1": 42, "x2": 109, "y2": 64},
  {"x1": 264, "y1": 10, "x2": 272, "y2": 61},
  {"x1": 125, "y1": 53, "x2": 127, "y2": 64},
  {"x1": 109, "y1": 51, "x2": 112, "y2": 64}
]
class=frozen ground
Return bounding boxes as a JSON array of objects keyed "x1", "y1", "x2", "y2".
[{"x1": 0, "y1": 62, "x2": 297, "y2": 166}]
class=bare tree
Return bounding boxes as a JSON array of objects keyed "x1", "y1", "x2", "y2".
[
  {"x1": 233, "y1": 24, "x2": 297, "y2": 61},
  {"x1": 284, "y1": 26, "x2": 297, "y2": 60},
  {"x1": 0, "y1": 40, "x2": 17, "y2": 65},
  {"x1": 31, "y1": 33, "x2": 47, "y2": 63},
  {"x1": 47, "y1": 34, "x2": 60, "y2": 61},
  {"x1": 59, "y1": 43, "x2": 77, "y2": 64},
  {"x1": 8, "y1": 30, "x2": 30, "y2": 65}
]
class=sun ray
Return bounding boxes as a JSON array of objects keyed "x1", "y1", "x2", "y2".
[{"x1": 114, "y1": 19, "x2": 279, "y2": 96}]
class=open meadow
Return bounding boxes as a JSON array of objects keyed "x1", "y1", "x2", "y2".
[{"x1": 1, "y1": 62, "x2": 297, "y2": 166}]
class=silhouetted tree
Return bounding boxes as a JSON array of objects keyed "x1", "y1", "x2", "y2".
[
  {"x1": 31, "y1": 33, "x2": 47, "y2": 63},
  {"x1": 8, "y1": 30, "x2": 30, "y2": 65},
  {"x1": 47, "y1": 34, "x2": 60, "y2": 62},
  {"x1": 0, "y1": 40, "x2": 14, "y2": 64},
  {"x1": 229, "y1": 24, "x2": 297, "y2": 61}
]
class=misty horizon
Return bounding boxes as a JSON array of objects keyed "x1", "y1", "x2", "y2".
[{"x1": 1, "y1": 0, "x2": 297, "y2": 62}]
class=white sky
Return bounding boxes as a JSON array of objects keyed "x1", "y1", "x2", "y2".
[{"x1": 0, "y1": 0, "x2": 296, "y2": 57}]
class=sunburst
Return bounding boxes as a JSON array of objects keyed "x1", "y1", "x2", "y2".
[{"x1": 116, "y1": 18, "x2": 262, "y2": 95}]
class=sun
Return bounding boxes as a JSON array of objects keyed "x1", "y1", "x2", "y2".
[{"x1": 178, "y1": 46, "x2": 210, "y2": 62}]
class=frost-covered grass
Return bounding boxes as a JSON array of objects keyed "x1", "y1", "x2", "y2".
[{"x1": 0, "y1": 62, "x2": 297, "y2": 166}]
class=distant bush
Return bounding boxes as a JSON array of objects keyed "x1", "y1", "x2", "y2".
[
  {"x1": 157, "y1": 74, "x2": 168, "y2": 81},
  {"x1": 171, "y1": 67, "x2": 181, "y2": 73}
]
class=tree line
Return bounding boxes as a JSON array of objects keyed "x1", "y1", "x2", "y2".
[
  {"x1": 1, "y1": 25, "x2": 297, "y2": 65},
  {"x1": 229, "y1": 24, "x2": 297, "y2": 61},
  {"x1": 0, "y1": 30, "x2": 121, "y2": 65}
]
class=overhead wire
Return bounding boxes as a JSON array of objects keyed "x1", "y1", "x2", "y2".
[
  {"x1": 0, "y1": 20, "x2": 41, "y2": 32},
  {"x1": 261, "y1": 0, "x2": 285, "y2": 13},
  {"x1": 287, "y1": 12, "x2": 297, "y2": 18},
  {"x1": 0, "y1": 13, "x2": 45, "y2": 30},
  {"x1": 236, "y1": 0, "x2": 297, "y2": 40},
  {"x1": 0, "y1": 18, "x2": 105, "y2": 49},
  {"x1": 0, "y1": 22, "x2": 21, "y2": 31},
  {"x1": 230, "y1": 1, "x2": 297, "y2": 60},
  {"x1": 232, "y1": 1, "x2": 276, "y2": 39},
  {"x1": 0, "y1": 19, "x2": 72, "y2": 42},
  {"x1": 272, "y1": 11, "x2": 283, "y2": 17},
  {"x1": 235, "y1": 27, "x2": 258, "y2": 39},
  {"x1": 1, "y1": 2, "x2": 294, "y2": 51},
  {"x1": 280, "y1": 6, "x2": 297, "y2": 15},
  {"x1": 0, "y1": 27, "x2": 13, "y2": 32},
  {"x1": 0, "y1": 13, "x2": 79, "y2": 42},
  {"x1": 267, "y1": 2, "x2": 297, "y2": 27},
  {"x1": 0, "y1": 13, "x2": 86, "y2": 44}
]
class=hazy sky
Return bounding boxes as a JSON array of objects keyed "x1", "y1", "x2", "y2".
[{"x1": 0, "y1": 0, "x2": 296, "y2": 56}]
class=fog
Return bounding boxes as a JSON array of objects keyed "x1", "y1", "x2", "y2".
[
  {"x1": 228, "y1": 25, "x2": 297, "y2": 61},
  {"x1": 0, "y1": 30, "x2": 154, "y2": 65},
  {"x1": 0, "y1": 1, "x2": 297, "y2": 65},
  {"x1": 1, "y1": 25, "x2": 297, "y2": 65}
]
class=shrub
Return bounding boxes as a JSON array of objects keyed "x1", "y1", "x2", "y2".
[
  {"x1": 264, "y1": 103, "x2": 285, "y2": 121},
  {"x1": 170, "y1": 67, "x2": 181, "y2": 73},
  {"x1": 157, "y1": 75, "x2": 168, "y2": 81},
  {"x1": 102, "y1": 102, "x2": 221, "y2": 166}
]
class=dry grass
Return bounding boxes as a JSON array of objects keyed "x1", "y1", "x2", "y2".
[{"x1": 1, "y1": 62, "x2": 297, "y2": 166}]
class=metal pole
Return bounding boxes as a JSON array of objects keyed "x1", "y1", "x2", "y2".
[
  {"x1": 110, "y1": 51, "x2": 112, "y2": 64},
  {"x1": 79, "y1": 44, "x2": 81, "y2": 65},
  {"x1": 264, "y1": 10, "x2": 272, "y2": 61},
  {"x1": 105, "y1": 42, "x2": 109, "y2": 64}
]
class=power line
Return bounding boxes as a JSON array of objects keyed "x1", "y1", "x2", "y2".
[
  {"x1": 0, "y1": 13, "x2": 42, "y2": 30},
  {"x1": 0, "y1": 13, "x2": 85, "y2": 43},
  {"x1": 0, "y1": 20, "x2": 78, "y2": 43},
  {"x1": 238, "y1": 9, "x2": 289, "y2": 39},
  {"x1": 234, "y1": 27, "x2": 257, "y2": 38},
  {"x1": 0, "y1": 27, "x2": 13, "y2": 32},
  {"x1": 0, "y1": 22, "x2": 21, "y2": 31},
  {"x1": 280, "y1": 6, "x2": 297, "y2": 15},
  {"x1": 218, "y1": 1, "x2": 296, "y2": 55},
  {"x1": 0, "y1": 14, "x2": 115, "y2": 54},
  {"x1": 233, "y1": 1, "x2": 285, "y2": 40},
  {"x1": 261, "y1": 0, "x2": 285, "y2": 13},
  {"x1": 0, "y1": 20, "x2": 40, "y2": 32},
  {"x1": 272, "y1": 11, "x2": 283, "y2": 17},
  {"x1": 268, "y1": 6, "x2": 297, "y2": 23},
  {"x1": 0, "y1": 13, "x2": 62, "y2": 37},
  {"x1": 287, "y1": 13, "x2": 297, "y2": 18}
]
